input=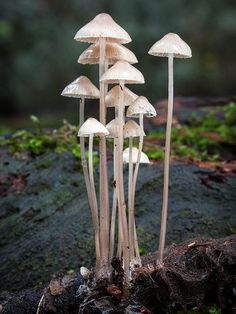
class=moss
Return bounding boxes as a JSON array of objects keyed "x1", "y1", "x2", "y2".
[
  {"x1": 145, "y1": 102, "x2": 236, "y2": 161},
  {"x1": 0, "y1": 117, "x2": 98, "y2": 166}
]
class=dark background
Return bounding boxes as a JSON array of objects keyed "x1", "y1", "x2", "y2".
[{"x1": 0, "y1": 0, "x2": 235, "y2": 128}]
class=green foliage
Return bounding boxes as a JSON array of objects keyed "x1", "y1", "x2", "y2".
[
  {"x1": 145, "y1": 103, "x2": 236, "y2": 161},
  {"x1": 0, "y1": 116, "x2": 98, "y2": 166}
]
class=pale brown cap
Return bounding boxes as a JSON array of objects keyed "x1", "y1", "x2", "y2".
[
  {"x1": 106, "y1": 119, "x2": 119, "y2": 138},
  {"x1": 123, "y1": 120, "x2": 145, "y2": 138},
  {"x1": 78, "y1": 118, "x2": 109, "y2": 137},
  {"x1": 61, "y1": 76, "x2": 100, "y2": 99},
  {"x1": 105, "y1": 85, "x2": 138, "y2": 108},
  {"x1": 100, "y1": 61, "x2": 144, "y2": 84},
  {"x1": 148, "y1": 33, "x2": 192, "y2": 58},
  {"x1": 74, "y1": 13, "x2": 131, "y2": 44},
  {"x1": 78, "y1": 42, "x2": 137, "y2": 65},
  {"x1": 127, "y1": 96, "x2": 156, "y2": 118}
]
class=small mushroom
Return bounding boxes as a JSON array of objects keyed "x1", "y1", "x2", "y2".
[
  {"x1": 101, "y1": 60, "x2": 144, "y2": 281},
  {"x1": 123, "y1": 147, "x2": 149, "y2": 164},
  {"x1": 148, "y1": 33, "x2": 191, "y2": 264},
  {"x1": 123, "y1": 120, "x2": 145, "y2": 264},
  {"x1": 78, "y1": 118, "x2": 109, "y2": 271},
  {"x1": 126, "y1": 96, "x2": 156, "y2": 264},
  {"x1": 61, "y1": 76, "x2": 100, "y2": 237},
  {"x1": 80, "y1": 266, "x2": 92, "y2": 280}
]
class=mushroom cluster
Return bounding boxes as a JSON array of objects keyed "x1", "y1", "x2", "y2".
[{"x1": 61, "y1": 13, "x2": 191, "y2": 285}]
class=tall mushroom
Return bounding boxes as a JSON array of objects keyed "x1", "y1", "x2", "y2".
[
  {"x1": 101, "y1": 60, "x2": 144, "y2": 282},
  {"x1": 126, "y1": 96, "x2": 156, "y2": 264},
  {"x1": 105, "y1": 86, "x2": 138, "y2": 260},
  {"x1": 148, "y1": 33, "x2": 192, "y2": 263},
  {"x1": 78, "y1": 117, "x2": 109, "y2": 275},
  {"x1": 61, "y1": 76, "x2": 100, "y2": 216},
  {"x1": 74, "y1": 14, "x2": 131, "y2": 275},
  {"x1": 123, "y1": 120, "x2": 145, "y2": 264}
]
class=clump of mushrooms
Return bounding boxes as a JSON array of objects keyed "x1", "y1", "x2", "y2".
[{"x1": 61, "y1": 14, "x2": 191, "y2": 289}]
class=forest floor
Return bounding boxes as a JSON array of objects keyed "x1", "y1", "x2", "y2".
[{"x1": 0, "y1": 97, "x2": 236, "y2": 313}]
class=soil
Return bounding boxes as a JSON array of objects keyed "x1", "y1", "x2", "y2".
[
  {"x1": 0, "y1": 150, "x2": 236, "y2": 292},
  {"x1": 0, "y1": 235, "x2": 235, "y2": 313}
]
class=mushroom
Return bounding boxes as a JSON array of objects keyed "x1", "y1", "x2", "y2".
[
  {"x1": 75, "y1": 14, "x2": 131, "y2": 272},
  {"x1": 123, "y1": 120, "x2": 145, "y2": 264},
  {"x1": 126, "y1": 97, "x2": 156, "y2": 264},
  {"x1": 61, "y1": 76, "x2": 100, "y2": 221},
  {"x1": 123, "y1": 147, "x2": 150, "y2": 164},
  {"x1": 105, "y1": 87, "x2": 138, "y2": 260},
  {"x1": 78, "y1": 117, "x2": 109, "y2": 273},
  {"x1": 101, "y1": 60, "x2": 144, "y2": 281},
  {"x1": 78, "y1": 42, "x2": 137, "y2": 65},
  {"x1": 148, "y1": 33, "x2": 191, "y2": 263}
]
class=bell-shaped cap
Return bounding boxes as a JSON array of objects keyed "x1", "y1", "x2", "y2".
[
  {"x1": 123, "y1": 147, "x2": 150, "y2": 164},
  {"x1": 123, "y1": 120, "x2": 145, "y2": 138},
  {"x1": 105, "y1": 85, "x2": 138, "y2": 108},
  {"x1": 78, "y1": 118, "x2": 109, "y2": 137},
  {"x1": 74, "y1": 13, "x2": 131, "y2": 44},
  {"x1": 127, "y1": 96, "x2": 157, "y2": 118},
  {"x1": 100, "y1": 61, "x2": 144, "y2": 84},
  {"x1": 61, "y1": 76, "x2": 100, "y2": 99},
  {"x1": 148, "y1": 33, "x2": 192, "y2": 58},
  {"x1": 106, "y1": 119, "x2": 119, "y2": 138},
  {"x1": 78, "y1": 42, "x2": 137, "y2": 65}
]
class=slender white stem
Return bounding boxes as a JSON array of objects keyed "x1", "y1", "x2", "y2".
[
  {"x1": 79, "y1": 98, "x2": 93, "y2": 214},
  {"x1": 116, "y1": 81, "x2": 129, "y2": 282},
  {"x1": 128, "y1": 137, "x2": 135, "y2": 261},
  {"x1": 36, "y1": 293, "x2": 44, "y2": 314},
  {"x1": 130, "y1": 114, "x2": 144, "y2": 265},
  {"x1": 134, "y1": 221, "x2": 141, "y2": 264},
  {"x1": 99, "y1": 37, "x2": 109, "y2": 275},
  {"x1": 157, "y1": 54, "x2": 174, "y2": 264},
  {"x1": 109, "y1": 139, "x2": 117, "y2": 261},
  {"x1": 88, "y1": 134, "x2": 101, "y2": 270}
]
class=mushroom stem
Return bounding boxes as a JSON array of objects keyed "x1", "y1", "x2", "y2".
[
  {"x1": 128, "y1": 137, "x2": 135, "y2": 261},
  {"x1": 134, "y1": 221, "x2": 141, "y2": 262},
  {"x1": 130, "y1": 114, "x2": 144, "y2": 266},
  {"x1": 79, "y1": 97, "x2": 93, "y2": 216},
  {"x1": 116, "y1": 81, "x2": 130, "y2": 282},
  {"x1": 88, "y1": 133, "x2": 101, "y2": 273},
  {"x1": 99, "y1": 37, "x2": 110, "y2": 275},
  {"x1": 109, "y1": 139, "x2": 118, "y2": 262},
  {"x1": 157, "y1": 53, "x2": 174, "y2": 264}
]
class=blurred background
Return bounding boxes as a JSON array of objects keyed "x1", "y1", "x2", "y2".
[{"x1": 0, "y1": 0, "x2": 235, "y2": 129}]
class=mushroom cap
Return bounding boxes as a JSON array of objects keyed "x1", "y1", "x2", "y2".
[
  {"x1": 80, "y1": 267, "x2": 91, "y2": 279},
  {"x1": 123, "y1": 147, "x2": 150, "y2": 164},
  {"x1": 61, "y1": 76, "x2": 100, "y2": 99},
  {"x1": 74, "y1": 13, "x2": 131, "y2": 44},
  {"x1": 78, "y1": 42, "x2": 138, "y2": 65},
  {"x1": 148, "y1": 33, "x2": 192, "y2": 58},
  {"x1": 106, "y1": 119, "x2": 119, "y2": 138},
  {"x1": 127, "y1": 96, "x2": 157, "y2": 118},
  {"x1": 100, "y1": 61, "x2": 144, "y2": 84},
  {"x1": 123, "y1": 120, "x2": 145, "y2": 138},
  {"x1": 105, "y1": 85, "x2": 138, "y2": 107},
  {"x1": 78, "y1": 118, "x2": 109, "y2": 137}
]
